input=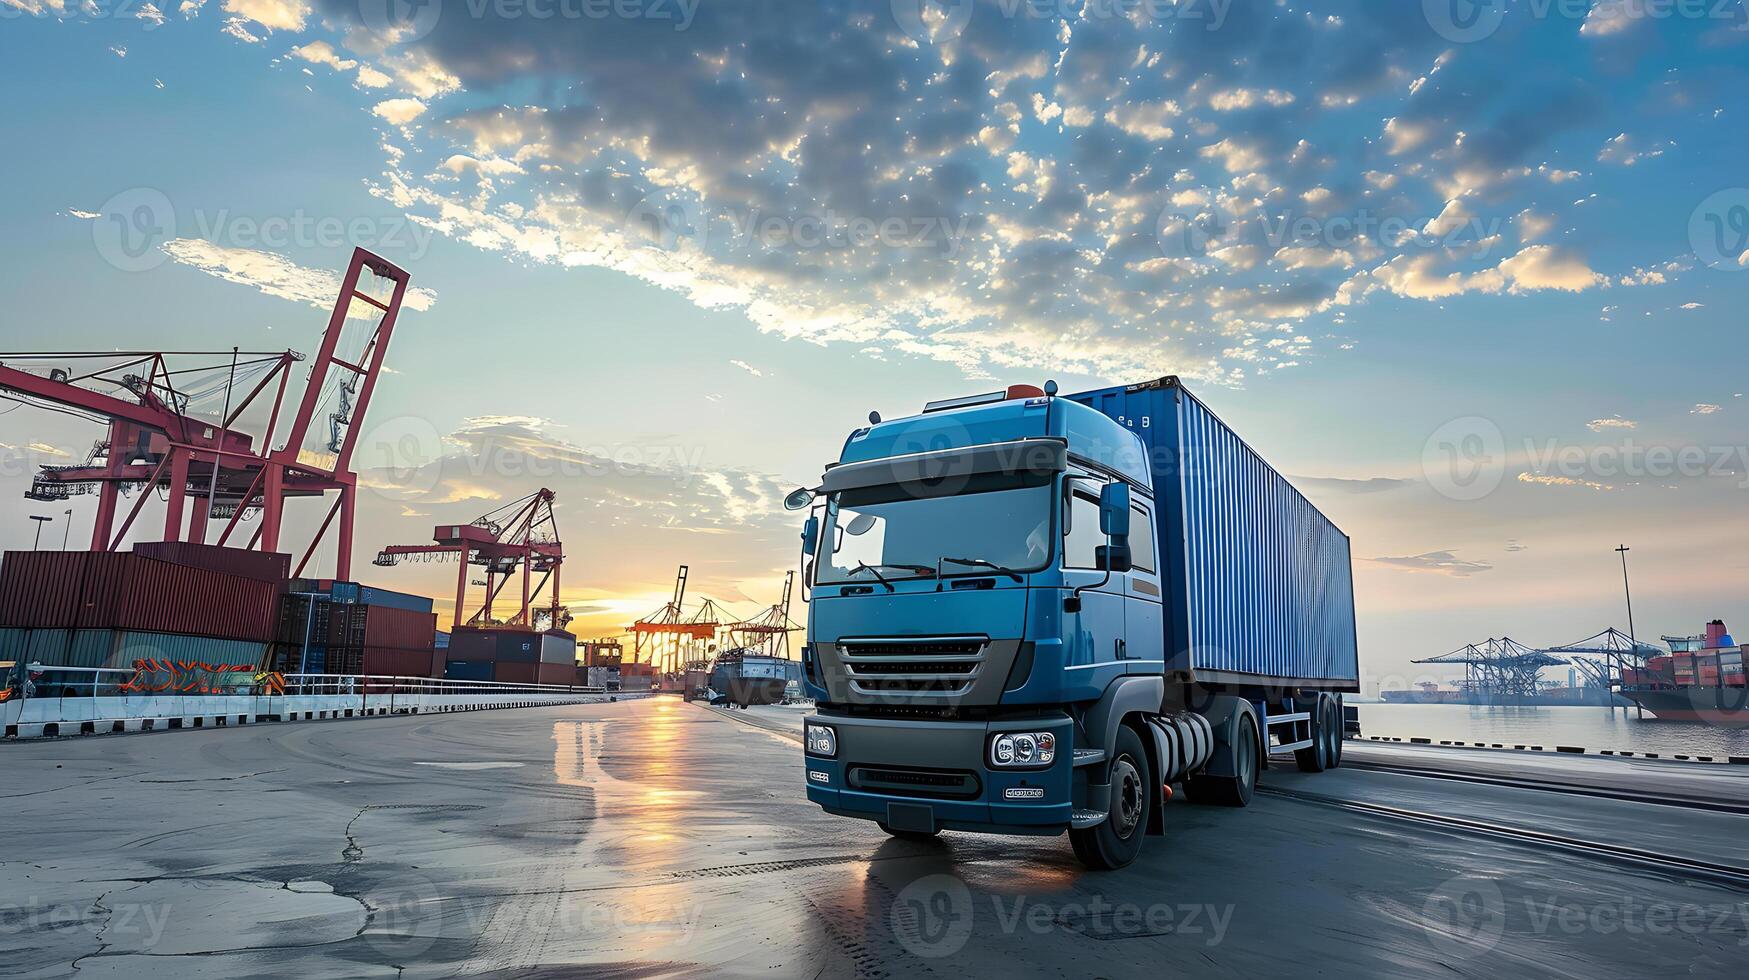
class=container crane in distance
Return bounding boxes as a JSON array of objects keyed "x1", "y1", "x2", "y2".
[
  {"x1": 0, "y1": 248, "x2": 411, "y2": 581},
  {"x1": 373, "y1": 488, "x2": 567, "y2": 632}
]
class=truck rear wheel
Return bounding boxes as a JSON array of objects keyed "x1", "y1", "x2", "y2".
[
  {"x1": 1069, "y1": 725, "x2": 1151, "y2": 870},
  {"x1": 1294, "y1": 696, "x2": 1334, "y2": 773},
  {"x1": 1187, "y1": 712, "x2": 1258, "y2": 807}
]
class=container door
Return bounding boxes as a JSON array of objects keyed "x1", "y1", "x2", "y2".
[
  {"x1": 1124, "y1": 498, "x2": 1166, "y2": 676},
  {"x1": 1062, "y1": 480, "x2": 1127, "y2": 691}
]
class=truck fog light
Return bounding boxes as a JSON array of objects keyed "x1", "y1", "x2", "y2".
[
  {"x1": 988, "y1": 730, "x2": 1057, "y2": 768},
  {"x1": 805, "y1": 722, "x2": 837, "y2": 758}
]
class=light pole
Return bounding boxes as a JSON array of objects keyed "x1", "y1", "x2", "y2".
[
  {"x1": 1616, "y1": 544, "x2": 1641, "y2": 718},
  {"x1": 61, "y1": 509, "x2": 71, "y2": 550},
  {"x1": 28, "y1": 515, "x2": 51, "y2": 549}
]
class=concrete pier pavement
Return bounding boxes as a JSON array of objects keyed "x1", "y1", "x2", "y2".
[{"x1": 1, "y1": 696, "x2": 1743, "y2": 978}]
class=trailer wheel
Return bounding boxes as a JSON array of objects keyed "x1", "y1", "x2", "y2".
[
  {"x1": 1294, "y1": 696, "x2": 1332, "y2": 773},
  {"x1": 1069, "y1": 724, "x2": 1151, "y2": 870},
  {"x1": 1328, "y1": 697, "x2": 1344, "y2": 769},
  {"x1": 877, "y1": 822, "x2": 939, "y2": 841},
  {"x1": 1187, "y1": 712, "x2": 1258, "y2": 807}
]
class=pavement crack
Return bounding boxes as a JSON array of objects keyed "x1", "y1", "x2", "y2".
[{"x1": 140, "y1": 768, "x2": 288, "y2": 784}]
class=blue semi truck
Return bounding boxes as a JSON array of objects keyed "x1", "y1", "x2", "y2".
[{"x1": 784, "y1": 376, "x2": 1358, "y2": 869}]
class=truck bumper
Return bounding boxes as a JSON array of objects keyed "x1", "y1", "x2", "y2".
[{"x1": 803, "y1": 710, "x2": 1074, "y2": 835}]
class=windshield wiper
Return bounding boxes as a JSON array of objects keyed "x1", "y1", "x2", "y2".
[
  {"x1": 846, "y1": 562, "x2": 896, "y2": 592},
  {"x1": 939, "y1": 556, "x2": 1024, "y2": 582}
]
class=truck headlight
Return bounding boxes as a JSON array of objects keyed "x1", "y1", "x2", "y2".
[
  {"x1": 805, "y1": 721, "x2": 837, "y2": 758},
  {"x1": 989, "y1": 731, "x2": 1056, "y2": 769}
]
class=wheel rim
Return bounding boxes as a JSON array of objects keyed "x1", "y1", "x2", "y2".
[{"x1": 1110, "y1": 756, "x2": 1143, "y2": 839}]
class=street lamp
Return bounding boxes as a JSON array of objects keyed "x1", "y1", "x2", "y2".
[
  {"x1": 61, "y1": 509, "x2": 71, "y2": 550},
  {"x1": 28, "y1": 514, "x2": 51, "y2": 549},
  {"x1": 1616, "y1": 544, "x2": 1641, "y2": 719}
]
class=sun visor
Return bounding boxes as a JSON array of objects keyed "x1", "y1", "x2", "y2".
[{"x1": 820, "y1": 439, "x2": 1067, "y2": 494}]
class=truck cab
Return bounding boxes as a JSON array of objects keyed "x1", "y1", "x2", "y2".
[{"x1": 789, "y1": 380, "x2": 1355, "y2": 869}]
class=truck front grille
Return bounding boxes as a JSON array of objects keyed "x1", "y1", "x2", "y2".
[
  {"x1": 847, "y1": 766, "x2": 981, "y2": 800},
  {"x1": 837, "y1": 638, "x2": 986, "y2": 697}
]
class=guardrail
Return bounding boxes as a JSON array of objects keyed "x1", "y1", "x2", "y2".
[{"x1": 0, "y1": 664, "x2": 638, "y2": 740}]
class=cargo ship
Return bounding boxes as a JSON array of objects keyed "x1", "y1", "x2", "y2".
[
  {"x1": 706, "y1": 647, "x2": 794, "y2": 707},
  {"x1": 1618, "y1": 619, "x2": 1748, "y2": 723}
]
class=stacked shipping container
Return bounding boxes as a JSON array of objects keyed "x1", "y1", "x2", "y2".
[{"x1": 442, "y1": 627, "x2": 580, "y2": 685}]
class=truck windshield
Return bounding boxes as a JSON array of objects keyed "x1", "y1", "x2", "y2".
[{"x1": 816, "y1": 471, "x2": 1054, "y2": 586}]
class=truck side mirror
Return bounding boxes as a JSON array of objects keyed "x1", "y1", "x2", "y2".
[
  {"x1": 1096, "y1": 543, "x2": 1132, "y2": 573},
  {"x1": 801, "y1": 514, "x2": 820, "y2": 560},
  {"x1": 1098, "y1": 483, "x2": 1132, "y2": 572}
]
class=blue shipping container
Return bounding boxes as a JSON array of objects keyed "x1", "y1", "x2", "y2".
[
  {"x1": 1068, "y1": 376, "x2": 1358, "y2": 687},
  {"x1": 357, "y1": 586, "x2": 436, "y2": 614},
  {"x1": 445, "y1": 659, "x2": 496, "y2": 682}
]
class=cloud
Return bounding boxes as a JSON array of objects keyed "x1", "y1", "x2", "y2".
[
  {"x1": 1582, "y1": 0, "x2": 1645, "y2": 37},
  {"x1": 65, "y1": 208, "x2": 101, "y2": 220},
  {"x1": 1368, "y1": 552, "x2": 1493, "y2": 577},
  {"x1": 1586, "y1": 417, "x2": 1636, "y2": 432},
  {"x1": 222, "y1": 0, "x2": 305, "y2": 31},
  {"x1": 1290, "y1": 476, "x2": 1414, "y2": 495},
  {"x1": 1497, "y1": 246, "x2": 1607, "y2": 293},
  {"x1": 134, "y1": 1, "x2": 164, "y2": 26},
  {"x1": 1504, "y1": 539, "x2": 1528, "y2": 552},
  {"x1": 1518, "y1": 473, "x2": 1614, "y2": 491},
  {"x1": 1692, "y1": 404, "x2": 1722, "y2": 415},
  {"x1": 158, "y1": 239, "x2": 437, "y2": 314},
  {"x1": 728, "y1": 359, "x2": 764, "y2": 378},
  {"x1": 288, "y1": 40, "x2": 355, "y2": 72},
  {"x1": 221, "y1": 17, "x2": 263, "y2": 43},
  {"x1": 372, "y1": 98, "x2": 427, "y2": 126}
]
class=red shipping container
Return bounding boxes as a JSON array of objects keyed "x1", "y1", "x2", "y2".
[
  {"x1": 132, "y1": 542, "x2": 291, "y2": 583},
  {"x1": 492, "y1": 661, "x2": 539, "y2": 685},
  {"x1": 2, "y1": 552, "x2": 281, "y2": 642},
  {"x1": 0, "y1": 551, "x2": 89, "y2": 628},
  {"x1": 363, "y1": 647, "x2": 436, "y2": 678},
  {"x1": 537, "y1": 661, "x2": 574, "y2": 687},
  {"x1": 362, "y1": 605, "x2": 437, "y2": 651}
]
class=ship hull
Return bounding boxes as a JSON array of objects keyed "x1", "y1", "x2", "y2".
[{"x1": 1619, "y1": 687, "x2": 1749, "y2": 723}]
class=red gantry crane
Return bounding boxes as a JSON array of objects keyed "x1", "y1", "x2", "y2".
[
  {"x1": 726, "y1": 570, "x2": 802, "y2": 659},
  {"x1": 0, "y1": 248, "x2": 410, "y2": 580},
  {"x1": 629, "y1": 564, "x2": 721, "y2": 674},
  {"x1": 373, "y1": 489, "x2": 567, "y2": 632}
]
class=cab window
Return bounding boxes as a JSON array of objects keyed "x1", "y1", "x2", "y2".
[{"x1": 1129, "y1": 503, "x2": 1155, "y2": 573}]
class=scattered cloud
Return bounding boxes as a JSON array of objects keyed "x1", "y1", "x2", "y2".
[
  {"x1": 1518, "y1": 473, "x2": 1614, "y2": 491},
  {"x1": 1692, "y1": 404, "x2": 1722, "y2": 415},
  {"x1": 1290, "y1": 476, "x2": 1414, "y2": 495},
  {"x1": 372, "y1": 98, "x2": 427, "y2": 126},
  {"x1": 1504, "y1": 539, "x2": 1528, "y2": 552},
  {"x1": 158, "y1": 239, "x2": 436, "y2": 314},
  {"x1": 728, "y1": 359, "x2": 764, "y2": 378},
  {"x1": 64, "y1": 208, "x2": 100, "y2": 220},
  {"x1": 1368, "y1": 552, "x2": 1493, "y2": 577},
  {"x1": 1586, "y1": 417, "x2": 1636, "y2": 432}
]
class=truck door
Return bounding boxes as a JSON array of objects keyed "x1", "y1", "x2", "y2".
[
  {"x1": 1124, "y1": 498, "x2": 1165, "y2": 676},
  {"x1": 1063, "y1": 479, "x2": 1128, "y2": 691}
]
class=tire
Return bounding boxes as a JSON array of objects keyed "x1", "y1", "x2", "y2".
[
  {"x1": 1328, "y1": 697, "x2": 1344, "y2": 769},
  {"x1": 877, "y1": 821, "x2": 940, "y2": 841},
  {"x1": 1068, "y1": 724, "x2": 1152, "y2": 870},
  {"x1": 1294, "y1": 696, "x2": 1331, "y2": 773},
  {"x1": 1187, "y1": 711, "x2": 1258, "y2": 807}
]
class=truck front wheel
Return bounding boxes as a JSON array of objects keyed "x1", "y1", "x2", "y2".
[{"x1": 1069, "y1": 725, "x2": 1151, "y2": 870}]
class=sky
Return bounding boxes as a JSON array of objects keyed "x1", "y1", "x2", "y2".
[{"x1": 1, "y1": 0, "x2": 1747, "y2": 693}]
